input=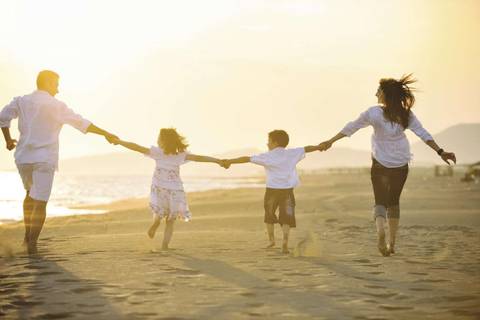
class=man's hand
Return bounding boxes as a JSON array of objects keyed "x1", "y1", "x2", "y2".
[
  {"x1": 6, "y1": 139, "x2": 17, "y2": 151},
  {"x1": 105, "y1": 134, "x2": 119, "y2": 145},
  {"x1": 440, "y1": 151, "x2": 456, "y2": 165},
  {"x1": 220, "y1": 159, "x2": 231, "y2": 169},
  {"x1": 318, "y1": 141, "x2": 332, "y2": 151}
]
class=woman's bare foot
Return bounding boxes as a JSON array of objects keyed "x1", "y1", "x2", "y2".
[{"x1": 377, "y1": 233, "x2": 390, "y2": 257}]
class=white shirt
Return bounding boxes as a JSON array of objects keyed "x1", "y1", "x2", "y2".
[
  {"x1": 250, "y1": 147, "x2": 306, "y2": 189},
  {"x1": 0, "y1": 90, "x2": 91, "y2": 169},
  {"x1": 341, "y1": 105, "x2": 433, "y2": 168},
  {"x1": 146, "y1": 146, "x2": 189, "y2": 190}
]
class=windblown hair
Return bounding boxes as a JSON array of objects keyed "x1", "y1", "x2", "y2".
[
  {"x1": 36, "y1": 70, "x2": 59, "y2": 89},
  {"x1": 379, "y1": 73, "x2": 417, "y2": 129},
  {"x1": 157, "y1": 128, "x2": 189, "y2": 155}
]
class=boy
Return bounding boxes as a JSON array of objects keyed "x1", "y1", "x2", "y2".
[{"x1": 224, "y1": 130, "x2": 323, "y2": 253}]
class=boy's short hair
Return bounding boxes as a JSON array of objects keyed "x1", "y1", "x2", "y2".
[
  {"x1": 269, "y1": 130, "x2": 289, "y2": 147},
  {"x1": 36, "y1": 70, "x2": 59, "y2": 89}
]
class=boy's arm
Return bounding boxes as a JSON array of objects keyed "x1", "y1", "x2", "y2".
[
  {"x1": 115, "y1": 139, "x2": 150, "y2": 154},
  {"x1": 226, "y1": 156, "x2": 251, "y2": 164},
  {"x1": 186, "y1": 154, "x2": 222, "y2": 165},
  {"x1": 304, "y1": 144, "x2": 322, "y2": 153}
]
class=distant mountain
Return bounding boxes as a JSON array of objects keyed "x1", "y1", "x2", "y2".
[{"x1": 411, "y1": 123, "x2": 480, "y2": 165}]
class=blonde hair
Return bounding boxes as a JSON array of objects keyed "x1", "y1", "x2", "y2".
[{"x1": 157, "y1": 128, "x2": 189, "y2": 155}]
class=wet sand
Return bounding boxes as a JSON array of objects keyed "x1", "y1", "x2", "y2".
[{"x1": 1, "y1": 170, "x2": 479, "y2": 319}]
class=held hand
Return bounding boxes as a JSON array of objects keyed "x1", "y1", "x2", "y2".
[
  {"x1": 220, "y1": 159, "x2": 231, "y2": 169},
  {"x1": 6, "y1": 139, "x2": 17, "y2": 151},
  {"x1": 440, "y1": 151, "x2": 456, "y2": 165},
  {"x1": 105, "y1": 134, "x2": 120, "y2": 145},
  {"x1": 318, "y1": 141, "x2": 332, "y2": 151}
]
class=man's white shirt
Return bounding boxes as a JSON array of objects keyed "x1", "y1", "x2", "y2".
[{"x1": 0, "y1": 90, "x2": 91, "y2": 169}]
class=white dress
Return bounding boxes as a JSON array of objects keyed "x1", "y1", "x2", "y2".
[{"x1": 146, "y1": 146, "x2": 191, "y2": 221}]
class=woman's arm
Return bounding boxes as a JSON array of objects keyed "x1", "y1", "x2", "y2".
[
  {"x1": 319, "y1": 132, "x2": 347, "y2": 151},
  {"x1": 115, "y1": 139, "x2": 149, "y2": 154},
  {"x1": 425, "y1": 140, "x2": 456, "y2": 165}
]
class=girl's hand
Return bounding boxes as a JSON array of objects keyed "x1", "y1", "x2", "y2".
[
  {"x1": 220, "y1": 159, "x2": 231, "y2": 169},
  {"x1": 440, "y1": 151, "x2": 456, "y2": 165}
]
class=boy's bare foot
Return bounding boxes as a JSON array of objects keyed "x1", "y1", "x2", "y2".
[
  {"x1": 282, "y1": 244, "x2": 289, "y2": 254},
  {"x1": 377, "y1": 234, "x2": 390, "y2": 257}
]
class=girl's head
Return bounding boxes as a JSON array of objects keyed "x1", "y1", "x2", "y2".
[
  {"x1": 376, "y1": 74, "x2": 416, "y2": 129},
  {"x1": 157, "y1": 128, "x2": 189, "y2": 155}
]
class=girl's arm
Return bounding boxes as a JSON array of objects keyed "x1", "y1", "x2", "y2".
[
  {"x1": 226, "y1": 156, "x2": 250, "y2": 164},
  {"x1": 115, "y1": 139, "x2": 149, "y2": 154},
  {"x1": 186, "y1": 154, "x2": 222, "y2": 165}
]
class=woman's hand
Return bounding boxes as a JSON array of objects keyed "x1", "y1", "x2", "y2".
[
  {"x1": 440, "y1": 151, "x2": 456, "y2": 165},
  {"x1": 318, "y1": 140, "x2": 333, "y2": 151}
]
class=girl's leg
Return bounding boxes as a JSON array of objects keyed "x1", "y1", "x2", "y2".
[
  {"x1": 386, "y1": 166, "x2": 408, "y2": 253},
  {"x1": 148, "y1": 215, "x2": 161, "y2": 239},
  {"x1": 162, "y1": 218, "x2": 175, "y2": 250}
]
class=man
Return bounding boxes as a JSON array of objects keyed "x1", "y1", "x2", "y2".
[{"x1": 0, "y1": 70, "x2": 118, "y2": 254}]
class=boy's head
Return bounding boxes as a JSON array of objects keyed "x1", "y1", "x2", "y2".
[{"x1": 268, "y1": 130, "x2": 289, "y2": 150}]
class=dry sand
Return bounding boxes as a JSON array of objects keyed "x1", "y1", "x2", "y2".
[{"x1": 1, "y1": 170, "x2": 479, "y2": 319}]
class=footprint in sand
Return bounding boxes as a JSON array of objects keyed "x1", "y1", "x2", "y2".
[
  {"x1": 70, "y1": 287, "x2": 100, "y2": 294},
  {"x1": 35, "y1": 312, "x2": 73, "y2": 319},
  {"x1": 379, "y1": 305, "x2": 414, "y2": 311}
]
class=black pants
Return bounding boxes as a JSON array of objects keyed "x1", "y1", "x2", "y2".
[
  {"x1": 263, "y1": 188, "x2": 296, "y2": 227},
  {"x1": 370, "y1": 158, "x2": 409, "y2": 219}
]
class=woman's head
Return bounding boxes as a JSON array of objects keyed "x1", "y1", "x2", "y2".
[
  {"x1": 377, "y1": 74, "x2": 417, "y2": 129},
  {"x1": 157, "y1": 128, "x2": 189, "y2": 155}
]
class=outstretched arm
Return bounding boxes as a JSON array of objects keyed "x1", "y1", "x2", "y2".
[
  {"x1": 86, "y1": 124, "x2": 118, "y2": 144},
  {"x1": 226, "y1": 156, "x2": 250, "y2": 164},
  {"x1": 319, "y1": 132, "x2": 347, "y2": 151},
  {"x1": 114, "y1": 139, "x2": 149, "y2": 154},
  {"x1": 304, "y1": 144, "x2": 322, "y2": 153},
  {"x1": 186, "y1": 154, "x2": 223, "y2": 166}
]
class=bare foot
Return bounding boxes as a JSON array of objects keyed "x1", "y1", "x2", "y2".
[
  {"x1": 161, "y1": 244, "x2": 169, "y2": 251},
  {"x1": 147, "y1": 224, "x2": 159, "y2": 239},
  {"x1": 387, "y1": 242, "x2": 395, "y2": 255},
  {"x1": 266, "y1": 241, "x2": 275, "y2": 249},
  {"x1": 27, "y1": 241, "x2": 38, "y2": 255},
  {"x1": 282, "y1": 244, "x2": 289, "y2": 254},
  {"x1": 377, "y1": 234, "x2": 390, "y2": 257}
]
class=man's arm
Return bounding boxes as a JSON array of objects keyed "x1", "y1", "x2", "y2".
[
  {"x1": 86, "y1": 124, "x2": 118, "y2": 143},
  {"x1": 1, "y1": 127, "x2": 17, "y2": 151}
]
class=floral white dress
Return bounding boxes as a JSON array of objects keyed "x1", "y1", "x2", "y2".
[{"x1": 146, "y1": 146, "x2": 191, "y2": 221}]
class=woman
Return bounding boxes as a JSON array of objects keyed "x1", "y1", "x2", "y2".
[{"x1": 320, "y1": 74, "x2": 456, "y2": 256}]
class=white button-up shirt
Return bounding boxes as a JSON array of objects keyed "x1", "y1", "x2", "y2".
[
  {"x1": 0, "y1": 90, "x2": 91, "y2": 169},
  {"x1": 341, "y1": 105, "x2": 433, "y2": 168},
  {"x1": 250, "y1": 147, "x2": 306, "y2": 189}
]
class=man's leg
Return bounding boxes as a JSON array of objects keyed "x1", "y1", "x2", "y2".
[
  {"x1": 162, "y1": 218, "x2": 175, "y2": 250},
  {"x1": 281, "y1": 224, "x2": 290, "y2": 254},
  {"x1": 22, "y1": 192, "x2": 34, "y2": 246},
  {"x1": 28, "y1": 200, "x2": 47, "y2": 254}
]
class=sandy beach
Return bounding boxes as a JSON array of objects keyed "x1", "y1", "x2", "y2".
[{"x1": 1, "y1": 170, "x2": 479, "y2": 319}]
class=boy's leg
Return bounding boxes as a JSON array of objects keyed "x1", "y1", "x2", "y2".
[
  {"x1": 281, "y1": 224, "x2": 290, "y2": 254},
  {"x1": 28, "y1": 200, "x2": 47, "y2": 254},
  {"x1": 162, "y1": 218, "x2": 175, "y2": 250},
  {"x1": 22, "y1": 192, "x2": 34, "y2": 245},
  {"x1": 266, "y1": 223, "x2": 275, "y2": 247},
  {"x1": 148, "y1": 215, "x2": 161, "y2": 239}
]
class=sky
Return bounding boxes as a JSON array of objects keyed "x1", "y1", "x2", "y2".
[{"x1": 1, "y1": 0, "x2": 479, "y2": 165}]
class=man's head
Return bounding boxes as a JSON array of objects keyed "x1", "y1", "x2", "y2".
[
  {"x1": 36, "y1": 70, "x2": 60, "y2": 96},
  {"x1": 267, "y1": 130, "x2": 289, "y2": 150}
]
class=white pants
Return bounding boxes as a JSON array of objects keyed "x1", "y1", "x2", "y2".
[{"x1": 16, "y1": 163, "x2": 55, "y2": 202}]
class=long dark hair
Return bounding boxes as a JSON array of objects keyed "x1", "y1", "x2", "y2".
[
  {"x1": 157, "y1": 128, "x2": 189, "y2": 155},
  {"x1": 379, "y1": 74, "x2": 416, "y2": 129}
]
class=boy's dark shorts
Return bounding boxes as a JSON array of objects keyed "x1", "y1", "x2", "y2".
[{"x1": 264, "y1": 188, "x2": 296, "y2": 227}]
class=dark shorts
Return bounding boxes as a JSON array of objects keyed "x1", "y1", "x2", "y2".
[{"x1": 264, "y1": 188, "x2": 296, "y2": 227}]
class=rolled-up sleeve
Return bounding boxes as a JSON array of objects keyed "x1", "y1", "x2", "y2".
[
  {"x1": 408, "y1": 112, "x2": 433, "y2": 142},
  {"x1": 341, "y1": 109, "x2": 371, "y2": 137},
  {"x1": 250, "y1": 152, "x2": 270, "y2": 167},
  {"x1": 58, "y1": 102, "x2": 91, "y2": 134},
  {"x1": 0, "y1": 97, "x2": 20, "y2": 128}
]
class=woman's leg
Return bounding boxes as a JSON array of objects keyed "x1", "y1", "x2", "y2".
[
  {"x1": 371, "y1": 160, "x2": 391, "y2": 256},
  {"x1": 162, "y1": 218, "x2": 175, "y2": 250},
  {"x1": 148, "y1": 215, "x2": 161, "y2": 239},
  {"x1": 386, "y1": 166, "x2": 409, "y2": 253}
]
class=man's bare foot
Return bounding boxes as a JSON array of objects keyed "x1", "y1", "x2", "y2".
[
  {"x1": 377, "y1": 234, "x2": 390, "y2": 257},
  {"x1": 266, "y1": 241, "x2": 275, "y2": 249},
  {"x1": 282, "y1": 244, "x2": 289, "y2": 254}
]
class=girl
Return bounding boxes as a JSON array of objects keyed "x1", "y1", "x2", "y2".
[
  {"x1": 113, "y1": 128, "x2": 225, "y2": 250},
  {"x1": 319, "y1": 74, "x2": 456, "y2": 256}
]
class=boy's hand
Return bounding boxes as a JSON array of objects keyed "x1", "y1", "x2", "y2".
[
  {"x1": 6, "y1": 138, "x2": 17, "y2": 151},
  {"x1": 105, "y1": 134, "x2": 120, "y2": 145}
]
